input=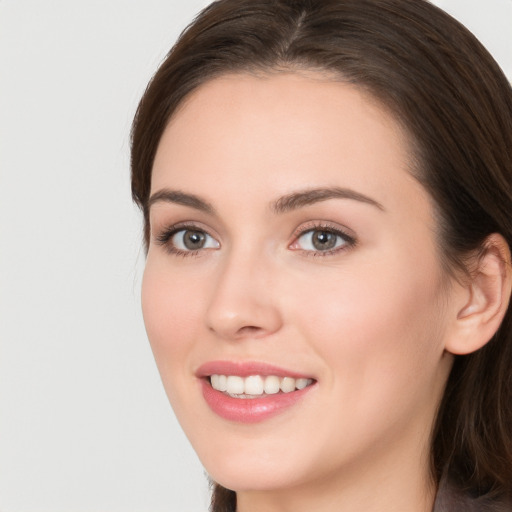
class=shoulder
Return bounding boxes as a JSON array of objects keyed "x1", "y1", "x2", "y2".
[{"x1": 434, "y1": 476, "x2": 512, "y2": 512}]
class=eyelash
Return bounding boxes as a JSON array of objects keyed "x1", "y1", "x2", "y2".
[
  {"x1": 155, "y1": 222, "x2": 218, "y2": 258},
  {"x1": 154, "y1": 221, "x2": 357, "y2": 258},
  {"x1": 290, "y1": 222, "x2": 357, "y2": 257}
]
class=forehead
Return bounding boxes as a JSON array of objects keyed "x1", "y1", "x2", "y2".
[{"x1": 151, "y1": 72, "x2": 424, "y2": 215}]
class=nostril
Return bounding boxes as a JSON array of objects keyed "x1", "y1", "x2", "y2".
[
  {"x1": 205, "y1": 288, "x2": 283, "y2": 340},
  {"x1": 236, "y1": 325, "x2": 263, "y2": 336}
]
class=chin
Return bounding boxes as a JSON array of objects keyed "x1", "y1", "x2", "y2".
[
  {"x1": 189, "y1": 427, "x2": 322, "y2": 494},
  {"x1": 206, "y1": 461, "x2": 303, "y2": 493}
]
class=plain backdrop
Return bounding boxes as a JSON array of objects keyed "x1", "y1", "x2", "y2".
[{"x1": 0, "y1": 1, "x2": 511, "y2": 511}]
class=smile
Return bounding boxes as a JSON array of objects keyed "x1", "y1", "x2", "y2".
[
  {"x1": 210, "y1": 374, "x2": 314, "y2": 397},
  {"x1": 197, "y1": 362, "x2": 317, "y2": 423}
]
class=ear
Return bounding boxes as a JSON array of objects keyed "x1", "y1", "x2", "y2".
[{"x1": 445, "y1": 233, "x2": 512, "y2": 356}]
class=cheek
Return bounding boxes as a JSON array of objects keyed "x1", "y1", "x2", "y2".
[
  {"x1": 292, "y1": 252, "x2": 448, "y2": 409},
  {"x1": 141, "y1": 260, "x2": 204, "y2": 385}
]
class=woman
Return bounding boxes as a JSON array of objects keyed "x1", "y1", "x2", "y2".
[{"x1": 130, "y1": 0, "x2": 512, "y2": 510}]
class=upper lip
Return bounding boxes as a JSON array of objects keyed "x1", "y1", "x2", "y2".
[{"x1": 196, "y1": 360, "x2": 314, "y2": 380}]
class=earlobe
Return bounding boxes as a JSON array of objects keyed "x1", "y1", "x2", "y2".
[{"x1": 446, "y1": 233, "x2": 512, "y2": 356}]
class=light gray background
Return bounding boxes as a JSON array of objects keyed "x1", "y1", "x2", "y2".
[{"x1": 0, "y1": 1, "x2": 511, "y2": 511}]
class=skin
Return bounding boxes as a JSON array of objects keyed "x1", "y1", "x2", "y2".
[{"x1": 142, "y1": 73, "x2": 461, "y2": 512}]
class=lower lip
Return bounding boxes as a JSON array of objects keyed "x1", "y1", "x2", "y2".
[{"x1": 201, "y1": 379, "x2": 314, "y2": 423}]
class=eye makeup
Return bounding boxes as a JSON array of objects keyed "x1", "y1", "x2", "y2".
[
  {"x1": 154, "y1": 222, "x2": 220, "y2": 257},
  {"x1": 289, "y1": 221, "x2": 357, "y2": 257},
  {"x1": 153, "y1": 218, "x2": 357, "y2": 259}
]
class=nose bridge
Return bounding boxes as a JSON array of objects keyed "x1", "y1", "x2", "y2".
[{"x1": 205, "y1": 244, "x2": 282, "y2": 340}]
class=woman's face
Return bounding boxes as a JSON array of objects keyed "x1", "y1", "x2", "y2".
[{"x1": 143, "y1": 73, "x2": 456, "y2": 494}]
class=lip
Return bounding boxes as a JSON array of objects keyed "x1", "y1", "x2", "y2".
[
  {"x1": 196, "y1": 360, "x2": 313, "y2": 379},
  {"x1": 196, "y1": 360, "x2": 316, "y2": 424}
]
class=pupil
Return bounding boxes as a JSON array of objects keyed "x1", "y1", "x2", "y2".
[
  {"x1": 312, "y1": 230, "x2": 336, "y2": 250},
  {"x1": 184, "y1": 230, "x2": 206, "y2": 250}
]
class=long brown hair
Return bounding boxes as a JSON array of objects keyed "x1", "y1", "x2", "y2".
[{"x1": 131, "y1": 1, "x2": 512, "y2": 510}]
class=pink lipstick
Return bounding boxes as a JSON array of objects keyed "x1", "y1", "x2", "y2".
[{"x1": 197, "y1": 361, "x2": 316, "y2": 423}]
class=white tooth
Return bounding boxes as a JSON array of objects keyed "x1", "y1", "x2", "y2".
[
  {"x1": 280, "y1": 377, "x2": 296, "y2": 393},
  {"x1": 218, "y1": 374, "x2": 227, "y2": 392},
  {"x1": 264, "y1": 375, "x2": 281, "y2": 394},
  {"x1": 210, "y1": 375, "x2": 228, "y2": 392},
  {"x1": 211, "y1": 374, "x2": 220, "y2": 389},
  {"x1": 296, "y1": 378, "x2": 310, "y2": 390},
  {"x1": 244, "y1": 375, "x2": 264, "y2": 395},
  {"x1": 214, "y1": 374, "x2": 309, "y2": 395},
  {"x1": 226, "y1": 375, "x2": 244, "y2": 394}
]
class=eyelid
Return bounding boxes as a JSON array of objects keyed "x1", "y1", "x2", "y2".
[
  {"x1": 153, "y1": 219, "x2": 216, "y2": 240},
  {"x1": 153, "y1": 221, "x2": 220, "y2": 256},
  {"x1": 152, "y1": 219, "x2": 355, "y2": 257},
  {"x1": 289, "y1": 221, "x2": 357, "y2": 255}
]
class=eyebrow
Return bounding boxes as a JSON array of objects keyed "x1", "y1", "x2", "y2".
[
  {"x1": 147, "y1": 189, "x2": 215, "y2": 215},
  {"x1": 147, "y1": 186, "x2": 384, "y2": 215},
  {"x1": 271, "y1": 187, "x2": 384, "y2": 214}
]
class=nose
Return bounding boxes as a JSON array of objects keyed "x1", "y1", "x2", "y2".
[{"x1": 205, "y1": 250, "x2": 283, "y2": 341}]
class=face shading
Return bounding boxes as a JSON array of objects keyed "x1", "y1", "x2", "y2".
[{"x1": 142, "y1": 72, "x2": 455, "y2": 505}]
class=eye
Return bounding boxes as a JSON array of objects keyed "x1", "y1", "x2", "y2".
[
  {"x1": 155, "y1": 225, "x2": 220, "y2": 255},
  {"x1": 290, "y1": 226, "x2": 355, "y2": 254},
  {"x1": 172, "y1": 229, "x2": 219, "y2": 251}
]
